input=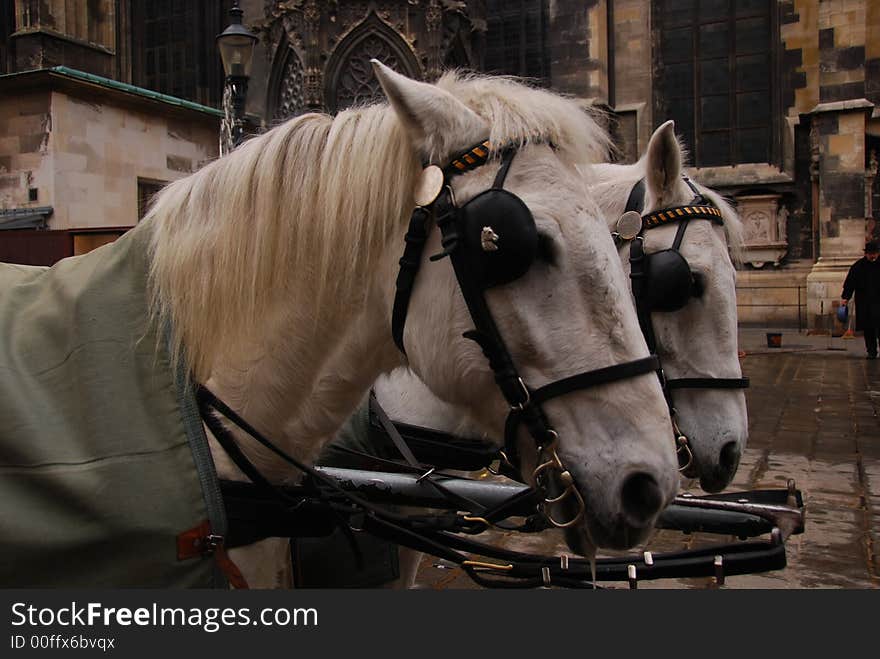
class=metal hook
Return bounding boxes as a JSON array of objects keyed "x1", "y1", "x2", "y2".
[
  {"x1": 543, "y1": 486, "x2": 586, "y2": 529},
  {"x1": 509, "y1": 377, "x2": 531, "y2": 412}
]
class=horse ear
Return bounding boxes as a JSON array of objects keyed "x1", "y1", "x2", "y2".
[
  {"x1": 645, "y1": 120, "x2": 682, "y2": 206},
  {"x1": 371, "y1": 60, "x2": 487, "y2": 160}
]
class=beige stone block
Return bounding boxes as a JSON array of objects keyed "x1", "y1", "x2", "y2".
[
  {"x1": 8, "y1": 113, "x2": 49, "y2": 136},
  {"x1": 12, "y1": 152, "x2": 45, "y2": 171},
  {"x1": 837, "y1": 112, "x2": 865, "y2": 136},
  {"x1": 801, "y1": 46, "x2": 819, "y2": 67},
  {"x1": 827, "y1": 133, "x2": 855, "y2": 157},
  {"x1": 0, "y1": 135, "x2": 19, "y2": 155},
  {"x1": 54, "y1": 152, "x2": 88, "y2": 173}
]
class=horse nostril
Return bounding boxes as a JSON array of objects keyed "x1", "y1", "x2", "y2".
[
  {"x1": 620, "y1": 472, "x2": 665, "y2": 528},
  {"x1": 719, "y1": 441, "x2": 741, "y2": 474}
]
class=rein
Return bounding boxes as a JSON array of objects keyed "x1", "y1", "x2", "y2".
[{"x1": 198, "y1": 386, "x2": 793, "y2": 589}]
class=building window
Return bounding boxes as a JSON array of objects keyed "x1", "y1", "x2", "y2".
[
  {"x1": 325, "y1": 13, "x2": 421, "y2": 114},
  {"x1": 131, "y1": 0, "x2": 226, "y2": 107},
  {"x1": 138, "y1": 179, "x2": 166, "y2": 222},
  {"x1": 483, "y1": 0, "x2": 548, "y2": 84},
  {"x1": 335, "y1": 34, "x2": 404, "y2": 112},
  {"x1": 654, "y1": 0, "x2": 775, "y2": 167}
]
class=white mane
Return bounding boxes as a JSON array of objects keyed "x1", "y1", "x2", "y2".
[{"x1": 146, "y1": 72, "x2": 612, "y2": 380}]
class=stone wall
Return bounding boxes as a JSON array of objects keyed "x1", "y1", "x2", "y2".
[
  {"x1": 10, "y1": 0, "x2": 116, "y2": 78},
  {"x1": 0, "y1": 79, "x2": 219, "y2": 231},
  {"x1": 0, "y1": 90, "x2": 53, "y2": 210},
  {"x1": 47, "y1": 90, "x2": 218, "y2": 230}
]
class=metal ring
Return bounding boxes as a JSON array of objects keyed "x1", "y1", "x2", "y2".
[
  {"x1": 676, "y1": 440, "x2": 694, "y2": 473},
  {"x1": 544, "y1": 483, "x2": 576, "y2": 506},
  {"x1": 543, "y1": 486, "x2": 586, "y2": 529}
]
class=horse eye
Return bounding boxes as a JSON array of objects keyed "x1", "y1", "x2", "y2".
[
  {"x1": 691, "y1": 271, "x2": 705, "y2": 298},
  {"x1": 537, "y1": 232, "x2": 557, "y2": 265}
]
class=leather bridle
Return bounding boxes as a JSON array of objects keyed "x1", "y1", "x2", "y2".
[
  {"x1": 393, "y1": 142, "x2": 662, "y2": 527},
  {"x1": 616, "y1": 177, "x2": 750, "y2": 470}
]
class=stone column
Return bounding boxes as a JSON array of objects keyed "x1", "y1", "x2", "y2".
[
  {"x1": 805, "y1": 101, "x2": 874, "y2": 327},
  {"x1": 805, "y1": 1, "x2": 873, "y2": 329}
]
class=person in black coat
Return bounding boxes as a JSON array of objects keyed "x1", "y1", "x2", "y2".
[{"x1": 842, "y1": 240, "x2": 880, "y2": 359}]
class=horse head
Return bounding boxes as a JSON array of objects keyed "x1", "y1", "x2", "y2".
[
  {"x1": 590, "y1": 120, "x2": 748, "y2": 492},
  {"x1": 372, "y1": 63, "x2": 678, "y2": 551}
]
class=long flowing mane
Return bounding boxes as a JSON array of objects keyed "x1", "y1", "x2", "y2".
[{"x1": 147, "y1": 71, "x2": 611, "y2": 379}]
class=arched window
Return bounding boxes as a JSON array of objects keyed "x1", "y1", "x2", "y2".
[
  {"x1": 326, "y1": 13, "x2": 421, "y2": 113},
  {"x1": 271, "y1": 46, "x2": 306, "y2": 123},
  {"x1": 653, "y1": 0, "x2": 777, "y2": 167}
]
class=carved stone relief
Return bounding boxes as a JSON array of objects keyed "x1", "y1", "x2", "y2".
[
  {"x1": 738, "y1": 193, "x2": 788, "y2": 268},
  {"x1": 260, "y1": 1, "x2": 477, "y2": 117},
  {"x1": 273, "y1": 48, "x2": 306, "y2": 122}
]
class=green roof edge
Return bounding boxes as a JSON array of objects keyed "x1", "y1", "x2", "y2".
[{"x1": 0, "y1": 66, "x2": 224, "y2": 118}]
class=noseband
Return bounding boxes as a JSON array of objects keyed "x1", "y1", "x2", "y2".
[
  {"x1": 393, "y1": 142, "x2": 660, "y2": 528},
  {"x1": 615, "y1": 177, "x2": 749, "y2": 469}
]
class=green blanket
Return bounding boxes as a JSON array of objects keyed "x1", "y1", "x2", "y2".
[{"x1": 0, "y1": 222, "x2": 226, "y2": 587}]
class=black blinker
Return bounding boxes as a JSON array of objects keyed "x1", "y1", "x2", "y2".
[
  {"x1": 645, "y1": 249, "x2": 693, "y2": 312},
  {"x1": 459, "y1": 188, "x2": 538, "y2": 289}
]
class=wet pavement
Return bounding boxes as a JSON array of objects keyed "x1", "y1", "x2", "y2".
[{"x1": 413, "y1": 328, "x2": 880, "y2": 589}]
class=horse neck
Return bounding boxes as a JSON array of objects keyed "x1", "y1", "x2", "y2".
[{"x1": 206, "y1": 246, "x2": 404, "y2": 483}]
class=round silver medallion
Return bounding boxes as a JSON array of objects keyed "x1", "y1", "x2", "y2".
[
  {"x1": 413, "y1": 165, "x2": 444, "y2": 207},
  {"x1": 616, "y1": 210, "x2": 643, "y2": 240}
]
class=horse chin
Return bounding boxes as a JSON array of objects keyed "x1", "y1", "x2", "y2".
[
  {"x1": 583, "y1": 516, "x2": 656, "y2": 551},
  {"x1": 563, "y1": 526, "x2": 596, "y2": 559}
]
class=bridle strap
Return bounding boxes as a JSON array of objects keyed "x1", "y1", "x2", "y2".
[
  {"x1": 528, "y1": 355, "x2": 660, "y2": 406},
  {"x1": 667, "y1": 377, "x2": 750, "y2": 389},
  {"x1": 503, "y1": 355, "x2": 660, "y2": 464},
  {"x1": 392, "y1": 207, "x2": 432, "y2": 355}
]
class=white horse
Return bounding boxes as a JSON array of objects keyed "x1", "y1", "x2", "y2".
[
  {"x1": 373, "y1": 120, "x2": 747, "y2": 496},
  {"x1": 143, "y1": 63, "x2": 685, "y2": 586}
]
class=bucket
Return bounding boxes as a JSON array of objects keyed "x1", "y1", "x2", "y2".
[{"x1": 766, "y1": 332, "x2": 782, "y2": 348}]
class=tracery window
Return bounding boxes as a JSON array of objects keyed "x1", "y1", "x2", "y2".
[
  {"x1": 653, "y1": 0, "x2": 775, "y2": 167},
  {"x1": 334, "y1": 34, "x2": 404, "y2": 112}
]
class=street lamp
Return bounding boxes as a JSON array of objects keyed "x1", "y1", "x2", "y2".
[{"x1": 217, "y1": 1, "x2": 257, "y2": 152}]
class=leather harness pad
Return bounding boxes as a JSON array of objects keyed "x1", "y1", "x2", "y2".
[{"x1": 459, "y1": 188, "x2": 538, "y2": 289}]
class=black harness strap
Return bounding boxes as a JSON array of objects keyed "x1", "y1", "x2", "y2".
[
  {"x1": 392, "y1": 207, "x2": 432, "y2": 355},
  {"x1": 666, "y1": 377, "x2": 751, "y2": 389}
]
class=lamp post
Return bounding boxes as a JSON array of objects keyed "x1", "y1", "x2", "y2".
[{"x1": 217, "y1": 1, "x2": 257, "y2": 154}]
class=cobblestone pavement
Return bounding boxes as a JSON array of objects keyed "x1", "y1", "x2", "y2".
[{"x1": 413, "y1": 328, "x2": 880, "y2": 589}]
